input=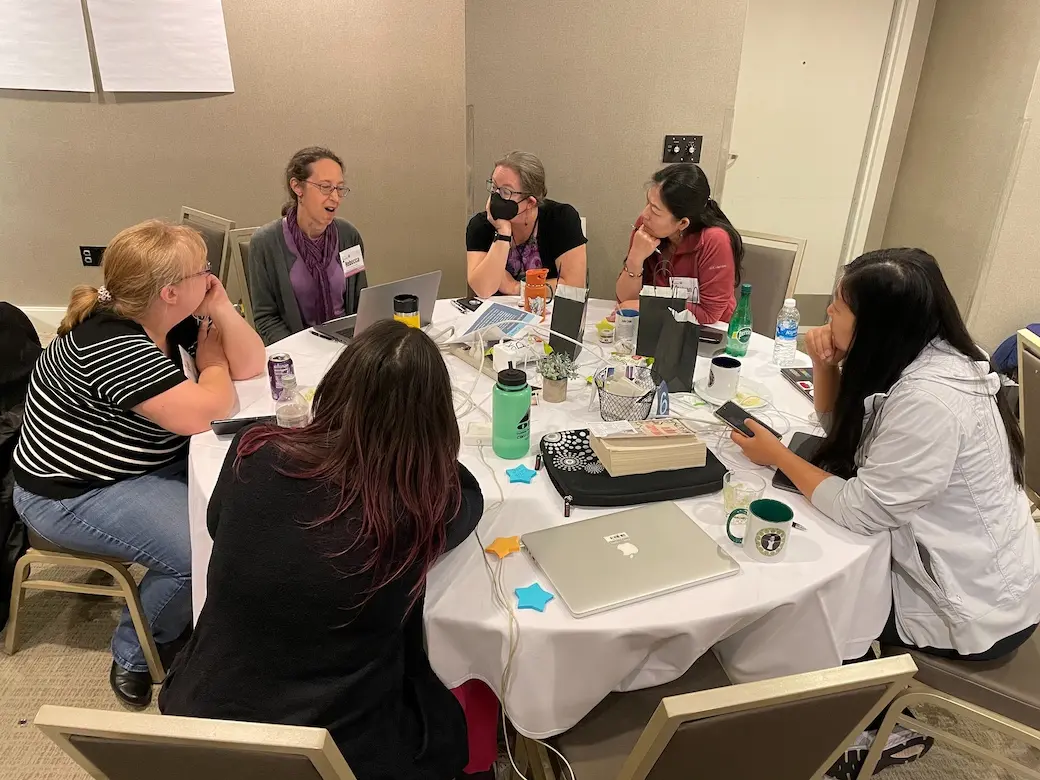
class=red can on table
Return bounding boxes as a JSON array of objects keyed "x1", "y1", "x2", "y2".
[{"x1": 267, "y1": 353, "x2": 295, "y2": 400}]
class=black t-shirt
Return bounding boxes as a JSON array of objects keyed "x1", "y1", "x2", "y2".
[
  {"x1": 465, "y1": 199, "x2": 587, "y2": 281},
  {"x1": 13, "y1": 313, "x2": 198, "y2": 499}
]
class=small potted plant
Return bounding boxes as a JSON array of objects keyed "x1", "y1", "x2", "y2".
[{"x1": 539, "y1": 350, "x2": 578, "y2": 403}]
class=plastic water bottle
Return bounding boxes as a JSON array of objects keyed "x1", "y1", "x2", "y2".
[
  {"x1": 772, "y1": 298, "x2": 800, "y2": 367},
  {"x1": 275, "y1": 374, "x2": 310, "y2": 429}
]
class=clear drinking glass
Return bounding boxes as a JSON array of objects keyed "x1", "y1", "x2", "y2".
[
  {"x1": 723, "y1": 470, "x2": 767, "y2": 529},
  {"x1": 614, "y1": 309, "x2": 639, "y2": 355}
]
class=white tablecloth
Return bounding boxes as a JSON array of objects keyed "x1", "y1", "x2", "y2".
[{"x1": 187, "y1": 299, "x2": 892, "y2": 739}]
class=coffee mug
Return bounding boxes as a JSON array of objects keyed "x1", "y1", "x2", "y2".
[
  {"x1": 707, "y1": 356, "x2": 741, "y2": 401},
  {"x1": 726, "y1": 498, "x2": 794, "y2": 562}
]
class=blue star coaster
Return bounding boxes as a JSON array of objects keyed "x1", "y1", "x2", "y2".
[
  {"x1": 515, "y1": 583, "x2": 554, "y2": 612},
  {"x1": 506, "y1": 464, "x2": 537, "y2": 484}
]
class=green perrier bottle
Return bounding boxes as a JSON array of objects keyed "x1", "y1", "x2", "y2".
[{"x1": 726, "y1": 283, "x2": 753, "y2": 357}]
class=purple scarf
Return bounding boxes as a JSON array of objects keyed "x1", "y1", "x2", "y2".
[{"x1": 285, "y1": 207, "x2": 339, "y2": 324}]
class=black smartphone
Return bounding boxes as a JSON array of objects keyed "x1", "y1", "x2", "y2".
[
  {"x1": 699, "y1": 326, "x2": 726, "y2": 344},
  {"x1": 210, "y1": 415, "x2": 276, "y2": 436},
  {"x1": 714, "y1": 401, "x2": 781, "y2": 439},
  {"x1": 772, "y1": 432, "x2": 826, "y2": 492},
  {"x1": 454, "y1": 297, "x2": 482, "y2": 313}
]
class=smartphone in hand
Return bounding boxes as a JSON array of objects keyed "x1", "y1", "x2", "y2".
[{"x1": 714, "y1": 401, "x2": 781, "y2": 439}]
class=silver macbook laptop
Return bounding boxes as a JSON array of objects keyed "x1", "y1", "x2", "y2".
[
  {"x1": 313, "y1": 270, "x2": 442, "y2": 344},
  {"x1": 521, "y1": 502, "x2": 739, "y2": 618}
]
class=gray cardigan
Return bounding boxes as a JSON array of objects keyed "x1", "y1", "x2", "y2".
[{"x1": 248, "y1": 217, "x2": 368, "y2": 345}]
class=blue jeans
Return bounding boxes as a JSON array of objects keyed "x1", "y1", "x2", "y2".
[{"x1": 13, "y1": 460, "x2": 192, "y2": 673}]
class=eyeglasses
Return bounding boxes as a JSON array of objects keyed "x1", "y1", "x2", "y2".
[
  {"x1": 486, "y1": 178, "x2": 527, "y2": 201},
  {"x1": 178, "y1": 263, "x2": 211, "y2": 283},
  {"x1": 303, "y1": 180, "x2": 351, "y2": 198}
]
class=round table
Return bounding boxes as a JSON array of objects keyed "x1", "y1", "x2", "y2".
[{"x1": 187, "y1": 298, "x2": 891, "y2": 739}]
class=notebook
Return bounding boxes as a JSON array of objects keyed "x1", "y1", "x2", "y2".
[{"x1": 521, "y1": 502, "x2": 739, "y2": 617}]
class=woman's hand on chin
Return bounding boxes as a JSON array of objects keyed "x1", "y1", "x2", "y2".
[{"x1": 194, "y1": 276, "x2": 232, "y2": 319}]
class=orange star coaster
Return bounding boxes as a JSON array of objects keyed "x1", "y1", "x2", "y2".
[{"x1": 485, "y1": 536, "x2": 521, "y2": 559}]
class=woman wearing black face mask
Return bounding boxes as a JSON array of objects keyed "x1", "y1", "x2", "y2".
[{"x1": 466, "y1": 151, "x2": 587, "y2": 298}]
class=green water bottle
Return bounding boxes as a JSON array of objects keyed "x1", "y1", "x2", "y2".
[
  {"x1": 492, "y1": 367, "x2": 532, "y2": 459},
  {"x1": 726, "y1": 283, "x2": 753, "y2": 357}
]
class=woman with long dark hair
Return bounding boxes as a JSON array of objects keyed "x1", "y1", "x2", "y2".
[
  {"x1": 731, "y1": 248, "x2": 1040, "y2": 776},
  {"x1": 733, "y1": 248, "x2": 1040, "y2": 658},
  {"x1": 616, "y1": 163, "x2": 744, "y2": 323},
  {"x1": 159, "y1": 320, "x2": 483, "y2": 780}
]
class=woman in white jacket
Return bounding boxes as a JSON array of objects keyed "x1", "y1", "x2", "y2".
[
  {"x1": 732, "y1": 248, "x2": 1040, "y2": 776},
  {"x1": 734, "y1": 247, "x2": 1040, "y2": 658}
]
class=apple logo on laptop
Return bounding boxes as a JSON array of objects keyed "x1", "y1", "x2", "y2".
[{"x1": 617, "y1": 542, "x2": 639, "y2": 558}]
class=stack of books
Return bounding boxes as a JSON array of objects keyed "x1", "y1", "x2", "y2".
[{"x1": 589, "y1": 419, "x2": 707, "y2": 478}]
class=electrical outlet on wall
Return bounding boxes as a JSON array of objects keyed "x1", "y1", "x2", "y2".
[
  {"x1": 80, "y1": 246, "x2": 106, "y2": 267},
  {"x1": 662, "y1": 135, "x2": 702, "y2": 164}
]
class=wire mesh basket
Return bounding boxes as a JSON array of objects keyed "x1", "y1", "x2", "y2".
[{"x1": 594, "y1": 366, "x2": 657, "y2": 422}]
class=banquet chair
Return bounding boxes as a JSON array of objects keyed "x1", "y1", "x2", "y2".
[
  {"x1": 868, "y1": 639, "x2": 1040, "y2": 778},
  {"x1": 226, "y1": 226, "x2": 259, "y2": 327},
  {"x1": 529, "y1": 653, "x2": 916, "y2": 780},
  {"x1": 5, "y1": 527, "x2": 164, "y2": 684},
  {"x1": 35, "y1": 705, "x2": 357, "y2": 780},
  {"x1": 738, "y1": 230, "x2": 806, "y2": 337},
  {"x1": 1016, "y1": 328, "x2": 1040, "y2": 510},
  {"x1": 179, "y1": 207, "x2": 235, "y2": 286}
]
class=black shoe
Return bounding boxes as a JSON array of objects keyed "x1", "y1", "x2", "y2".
[
  {"x1": 109, "y1": 661, "x2": 153, "y2": 709},
  {"x1": 157, "y1": 624, "x2": 193, "y2": 671}
]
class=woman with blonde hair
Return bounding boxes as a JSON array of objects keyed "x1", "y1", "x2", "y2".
[
  {"x1": 13, "y1": 220, "x2": 265, "y2": 708},
  {"x1": 466, "y1": 150, "x2": 587, "y2": 298}
]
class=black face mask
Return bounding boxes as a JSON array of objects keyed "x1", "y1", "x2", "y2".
[{"x1": 490, "y1": 192, "x2": 520, "y2": 222}]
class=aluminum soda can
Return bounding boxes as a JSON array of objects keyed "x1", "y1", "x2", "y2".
[{"x1": 268, "y1": 353, "x2": 294, "y2": 400}]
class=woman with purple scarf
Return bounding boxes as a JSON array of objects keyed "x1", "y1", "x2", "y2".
[{"x1": 249, "y1": 147, "x2": 368, "y2": 345}]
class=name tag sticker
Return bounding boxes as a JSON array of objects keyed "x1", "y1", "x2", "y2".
[{"x1": 339, "y1": 245, "x2": 365, "y2": 278}]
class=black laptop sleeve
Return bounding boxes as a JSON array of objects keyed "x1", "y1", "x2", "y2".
[{"x1": 539, "y1": 429, "x2": 727, "y2": 509}]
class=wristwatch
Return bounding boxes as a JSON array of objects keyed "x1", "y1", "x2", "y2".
[{"x1": 494, "y1": 233, "x2": 512, "y2": 242}]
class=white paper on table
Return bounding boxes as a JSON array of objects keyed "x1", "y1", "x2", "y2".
[
  {"x1": 0, "y1": 0, "x2": 94, "y2": 91},
  {"x1": 85, "y1": 0, "x2": 234, "y2": 92}
]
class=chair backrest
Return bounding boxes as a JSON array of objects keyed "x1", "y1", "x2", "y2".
[
  {"x1": 1018, "y1": 329, "x2": 1040, "y2": 499},
  {"x1": 179, "y1": 207, "x2": 235, "y2": 286},
  {"x1": 226, "y1": 227, "x2": 259, "y2": 327},
  {"x1": 35, "y1": 705, "x2": 357, "y2": 780},
  {"x1": 615, "y1": 655, "x2": 917, "y2": 780},
  {"x1": 737, "y1": 231, "x2": 806, "y2": 337}
]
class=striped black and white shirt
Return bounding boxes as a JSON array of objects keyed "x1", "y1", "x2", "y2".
[{"x1": 14, "y1": 313, "x2": 197, "y2": 499}]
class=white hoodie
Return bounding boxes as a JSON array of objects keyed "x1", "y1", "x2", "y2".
[{"x1": 812, "y1": 339, "x2": 1040, "y2": 654}]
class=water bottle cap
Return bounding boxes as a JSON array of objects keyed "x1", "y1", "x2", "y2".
[
  {"x1": 497, "y1": 368, "x2": 528, "y2": 388},
  {"x1": 784, "y1": 298, "x2": 796, "y2": 308}
]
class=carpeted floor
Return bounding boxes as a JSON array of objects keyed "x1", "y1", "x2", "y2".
[{"x1": 1, "y1": 565, "x2": 1038, "y2": 779}]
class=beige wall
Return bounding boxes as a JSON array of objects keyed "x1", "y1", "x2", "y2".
[
  {"x1": 967, "y1": 62, "x2": 1040, "y2": 349},
  {"x1": 465, "y1": 0, "x2": 747, "y2": 299},
  {"x1": 2, "y1": 0, "x2": 467, "y2": 307},
  {"x1": 882, "y1": 0, "x2": 1040, "y2": 310},
  {"x1": 723, "y1": 0, "x2": 896, "y2": 296}
]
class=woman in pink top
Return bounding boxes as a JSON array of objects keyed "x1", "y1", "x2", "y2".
[{"x1": 616, "y1": 164, "x2": 744, "y2": 324}]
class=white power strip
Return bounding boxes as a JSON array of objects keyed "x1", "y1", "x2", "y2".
[{"x1": 464, "y1": 422, "x2": 493, "y2": 447}]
